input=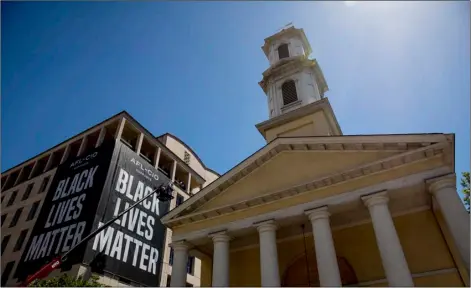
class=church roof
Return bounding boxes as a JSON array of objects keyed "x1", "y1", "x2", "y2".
[{"x1": 161, "y1": 133, "x2": 454, "y2": 227}]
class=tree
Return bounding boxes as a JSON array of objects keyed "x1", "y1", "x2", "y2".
[
  {"x1": 28, "y1": 274, "x2": 105, "y2": 287},
  {"x1": 461, "y1": 172, "x2": 470, "y2": 212}
]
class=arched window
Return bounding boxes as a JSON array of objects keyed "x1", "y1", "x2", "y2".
[
  {"x1": 278, "y1": 44, "x2": 290, "y2": 59},
  {"x1": 282, "y1": 80, "x2": 298, "y2": 105}
]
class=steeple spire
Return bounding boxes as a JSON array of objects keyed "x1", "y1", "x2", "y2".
[{"x1": 255, "y1": 26, "x2": 342, "y2": 142}]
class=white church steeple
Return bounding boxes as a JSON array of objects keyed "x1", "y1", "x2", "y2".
[
  {"x1": 259, "y1": 25, "x2": 328, "y2": 119},
  {"x1": 256, "y1": 25, "x2": 342, "y2": 142}
]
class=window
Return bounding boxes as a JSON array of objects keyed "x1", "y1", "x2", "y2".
[
  {"x1": 184, "y1": 151, "x2": 191, "y2": 165},
  {"x1": 39, "y1": 177, "x2": 50, "y2": 193},
  {"x1": 1, "y1": 261, "x2": 15, "y2": 286},
  {"x1": 7, "y1": 190, "x2": 18, "y2": 207},
  {"x1": 169, "y1": 248, "x2": 174, "y2": 265},
  {"x1": 282, "y1": 80, "x2": 298, "y2": 106},
  {"x1": 22, "y1": 184, "x2": 34, "y2": 201},
  {"x1": 27, "y1": 201, "x2": 40, "y2": 221},
  {"x1": 176, "y1": 195, "x2": 184, "y2": 207},
  {"x1": 187, "y1": 256, "x2": 195, "y2": 275},
  {"x1": 9, "y1": 208, "x2": 23, "y2": 228},
  {"x1": 13, "y1": 230, "x2": 28, "y2": 252},
  {"x1": 278, "y1": 44, "x2": 290, "y2": 59},
  {"x1": 1, "y1": 214, "x2": 6, "y2": 227},
  {"x1": 1, "y1": 235, "x2": 11, "y2": 255}
]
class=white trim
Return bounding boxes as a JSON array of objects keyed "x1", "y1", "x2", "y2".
[
  {"x1": 172, "y1": 167, "x2": 449, "y2": 242},
  {"x1": 169, "y1": 142, "x2": 445, "y2": 226},
  {"x1": 346, "y1": 268, "x2": 458, "y2": 287},
  {"x1": 229, "y1": 205, "x2": 431, "y2": 253},
  {"x1": 163, "y1": 134, "x2": 450, "y2": 223}
]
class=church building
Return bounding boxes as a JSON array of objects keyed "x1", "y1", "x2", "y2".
[{"x1": 161, "y1": 26, "x2": 470, "y2": 287}]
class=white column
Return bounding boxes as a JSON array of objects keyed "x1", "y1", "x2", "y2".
[
  {"x1": 114, "y1": 118, "x2": 126, "y2": 140},
  {"x1": 95, "y1": 127, "x2": 107, "y2": 148},
  {"x1": 170, "y1": 241, "x2": 189, "y2": 287},
  {"x1": 154, "y1": 147, "x2": 161, "y2": 169},
  {"x1": 305, "y1": 206, "x2": 342, "y2": 287},
  {"x1": 44, "y1": 153, "x2": 55, "y2": 172},
  {"x1": 362, "y1": 191, "x2": 414, "y2": 287},
  {"x1": 187, "y1": 173, "x2": 192, "y2": 194},
  {"x1": 77, "y1": 136, "x2": 88, "y2": 156},
  {"x1": 428, "y1": 175, "x2": 470, "y2": 272},
  {"x1": 28, "y1": 161, "x2": 39, "y2": 179},
  {"x1": 60, "y1": 145, "x2": 71, "y2": 164},
  {"x1": 2, "y1": 174, "x2": 11, "y2": 190},
  {"x1": 136, "y1": 133, "x2": 144, "y2": 154},
  {"x1": 210, "y1": 231, "x2": 230, "y2": 287},
  {"x1": 255, "y1": 220, "x2": 280, "y2": 287},
  {"x1": 171, "y1": 161, "x2": 177, "y2": 181},
  {"x1": 13, "y1": 167, "x2": 25, "y2": 186}
]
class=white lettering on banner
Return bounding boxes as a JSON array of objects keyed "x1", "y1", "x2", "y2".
[
  {"x1": 89, "y1": 163, "x2": 165, "y2": 279},
  {"x1": 114, "y1": 168, "x2": 160, "y2": 216},
  {"x1": 70, "y1": 152, "x2": 98, "y2": 168},
  {"x1": 45, "y1": 194, "x2": 86, "y2": 228},
  {"x1": 52, "y1": 166, "x2": 99, "y2": 201},
  {"x1": 112, "y1": 198, "x2": 155, "y2": 241},
  {"x1": 130, "y1": 158, "x2": 160, "y2": 181},
  {"x1": 25, "y1": 222, "x2": 86, "y2": 261},
  {"x1": 24, "y1": 163, "x2": 99, "y2": 265},
  {"x1": 91, "y1": 222, "x2": 160, "y2": 275}
]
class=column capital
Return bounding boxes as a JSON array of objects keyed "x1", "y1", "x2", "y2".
[
  {"x1": 305, "y1": 206, "x2": 330, "y2": 222},
  {"x1": 362, "y1": 190, "x2": 389, "y2": 208},
  {"x1": 209, "y1": 230, "x2": 231, "y2": 243},
  {"x1": 426, "y1": 174, "x2": 456, "y2": 194},
  {"x1": 169, "y1": 240, "x2": 190, "y2": 251},
  {"x1": 254, "y1": 219, "x2": 277, "y2": 233}
]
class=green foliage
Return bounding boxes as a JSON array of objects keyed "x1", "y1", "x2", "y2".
[
  {"x1": 29, "y1": 274, "x2": 105, "y2": 287},
  {"x1": 461, "y1": 172, "x2": 470, "y2": 211}
]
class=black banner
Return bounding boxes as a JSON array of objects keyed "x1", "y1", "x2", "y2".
[
  {"x1": 15, "y1": 140, "x2": 116, "y2": 280},
  {"x1": 82, "y1": 142, "x2": 171, "y2": 286}
]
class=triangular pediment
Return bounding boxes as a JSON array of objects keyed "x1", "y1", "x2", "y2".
[
  {"x1": 194, "y1": 150, "x2": 402, "y2": 212},
  {"x1": 161, "y1": 134, "x2": 453, "y2": 227}
]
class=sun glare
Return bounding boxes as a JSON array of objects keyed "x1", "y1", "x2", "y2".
[{"x1": 344, "y1": 1, "x2": 356, "y2": 7}]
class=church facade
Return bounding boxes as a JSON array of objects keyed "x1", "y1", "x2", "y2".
[{"x1": 161, "y1": 26, "x2": 470, "y2": 287}]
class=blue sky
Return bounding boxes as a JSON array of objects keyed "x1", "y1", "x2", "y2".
[{"x1": 2, "y1": 2, "x2": 469, "y2": 191}]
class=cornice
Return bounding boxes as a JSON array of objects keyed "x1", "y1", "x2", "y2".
[{"x1": 164, "y1": 140, "x2": 449, "y2": 228}]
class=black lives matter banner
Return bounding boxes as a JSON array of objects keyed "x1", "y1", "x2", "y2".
[
  {"x1": 15, "y1": 140, "x2": 116, "y2": 280},
  {"x1": 82, "y1": 142, "x2": 171, "y2": 286}
]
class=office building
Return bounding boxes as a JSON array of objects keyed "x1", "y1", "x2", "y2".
[{"x1": 1, "y1": 111, "x2": 218, "y2": 286}]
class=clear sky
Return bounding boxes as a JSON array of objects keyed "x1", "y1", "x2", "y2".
[{"x1": 2, "y1": 2, "x2": 469, "y2": 191}]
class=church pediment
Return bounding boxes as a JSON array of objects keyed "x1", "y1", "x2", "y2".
[{"x1": 161, "y1": 134, "x2": 453, "y2": 227}]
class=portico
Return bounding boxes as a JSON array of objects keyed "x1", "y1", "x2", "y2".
[
  {"x1": 163, "y1": 142, "x2": 469, "y2": 287},
  {"x1": 161, "y1": 26, "x2": 469, "y2": 287}
]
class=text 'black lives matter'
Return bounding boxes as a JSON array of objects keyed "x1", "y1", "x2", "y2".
[
  {"x1": 15, "y1": 140, "x2": 116, "y2": 280},
  {"x1": 82, "y1": 142, "x2": 171, "y2": 287}
]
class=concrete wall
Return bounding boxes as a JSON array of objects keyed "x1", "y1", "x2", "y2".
[
  {"x1": 161, "y1": 134, "x2": 219, "y2": 189},
  {"x1": 264, "y1": 110, "x2": 333, "y2": 141},
  {"x1": 200, "y1": 210, "x2": 464, "y2": 287},
  {"x1": 2, "y1": 170, "x2": 56, "y2": 286}
]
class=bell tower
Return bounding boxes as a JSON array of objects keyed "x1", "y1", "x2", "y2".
[{"x1": 256, "y1": 25, "x2": 342, "y2": 142}]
